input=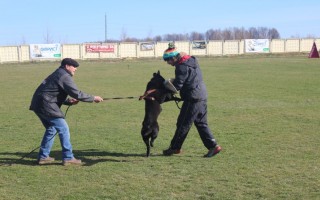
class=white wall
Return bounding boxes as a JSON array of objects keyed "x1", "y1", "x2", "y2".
[{"x1": 0, "y1": 39, "x2": 319, "y2": 63}]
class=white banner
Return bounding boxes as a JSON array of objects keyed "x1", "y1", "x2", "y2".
[
  {"x1": 192, "y1": 41, "x2": 206, "y2": 49},
  {"x1": 140, "y1": 43, "x2": 154, "y2": 51},
  {"x1": 245, "y1": 39, "x2": 270, "y2": 53},
  {"x1": 30, "y1": 44, "x2": 61, "y2": 59}
]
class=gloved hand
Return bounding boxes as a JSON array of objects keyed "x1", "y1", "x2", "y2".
[{"x1": 163, "y1": 78, "x2": 178, "y2": 94}]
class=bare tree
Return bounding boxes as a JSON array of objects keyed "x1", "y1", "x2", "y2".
[
  {"x1": 222, "y1": 28, "x2": 233, "y2": 40},
  {"x1": 290, "y1": 34, "x2": 300, "y2": 39},
  {"x1": 205, "y1": 29, "x2": 214, "y2": 40},
  {"x1": 120, "y1": 28, "x2": 128, "y2": 42},
  {"x1": 163, "y1": 33, "x2": 189, "y2": 41},
  {"x1": 305, "y1": 34, "x2": 316, "y2": 39},
  {"x1": 102, "y1": 26, "x2": 281, "y2": 43},
  {"x1": 268, "y1": 28, "x2": 280, "y2": 39},
  {"x1": 257, "y1": 27, "x2": 269, "y2": 38},
  {"x1": 20, "y1": 36, "x2": 27, "y2": 45},
  {"x1": 233, "y1": 27, "x2": 246, "y2": 40},
  {"x1": 205, "y1": 29, "x2": 224, "y2": 40},
  {"x1": 247, "y1": 27, "x2": 258, "y2": 39},
  {"x1": 43, "y1": 28, "x2": 54, "y2": 44},
  {"x1": 153, "y1": 35, "x2": 162, "y2": 42},
  {"x1": 141, "y1": 31, "x2": 153, "y2": 41},
  {"x1": 190, "y1": 31, "x2": 205, "y2": 41},
  {"x1": 141, "y1": 37, "x2": 153, "y2": 42},
  {"x1": 123, "y1": 37, "x2": 139, "y2": 42},
  {"x1": 204, "y1": 27, "x2": 280, "y2": 40}
]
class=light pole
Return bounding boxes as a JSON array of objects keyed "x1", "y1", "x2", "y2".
[{"x1": 105, "y1": 13, "x2": 107, "y2": 43}]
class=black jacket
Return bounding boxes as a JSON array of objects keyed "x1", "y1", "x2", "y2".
[
  {"x1": 30, "y1": 67, "x2": 94, "y2": 118},
  {"x1": 173, "y1": 56, "x2": 207, "y2": 101}
]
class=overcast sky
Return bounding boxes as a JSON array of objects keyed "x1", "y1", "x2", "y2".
[{"x1": 1, "y1": 0, "x2": 319, "y2": 45}]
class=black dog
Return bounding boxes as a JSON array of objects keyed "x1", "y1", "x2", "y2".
[{"x1": 139, "y1": 71, "x2": 180, "y2": 157}]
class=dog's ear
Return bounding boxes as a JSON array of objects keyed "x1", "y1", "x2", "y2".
[
  {"x1": 157, "y1": 70, "x2": 160, "y2": 75},
  {"x1": 153, "y1": 72, "x2": 157, "y2": 77}
]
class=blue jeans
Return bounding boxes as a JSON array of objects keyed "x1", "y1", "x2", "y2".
[{"x1": 36, "y1": 113, "x2": 74, "y2": 161}]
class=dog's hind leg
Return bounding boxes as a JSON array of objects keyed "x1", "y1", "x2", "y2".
[
  {"x1": 150, "y1": 125, "x2": 159, "y2": 148},
  {"x1": 142, "y1": 135, "x2": 150, "y2": 157},
  {"x1": 143, "y1": 137, "x2": 151, "y2": 157},
  {"x1": 141, "y1": 126, "x2": 152, "y2": 157},
  {"x1": 150, "y1": 135, "x2": 157, "y2": 148},
  {"x1": 146, "y1": 144, "x2": 151, "y2": 157}
]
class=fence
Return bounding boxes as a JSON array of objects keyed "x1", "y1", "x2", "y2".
[{"x1": 0, "y1": 38, "x2": 319, "y2": 63}]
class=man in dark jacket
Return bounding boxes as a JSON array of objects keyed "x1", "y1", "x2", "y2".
[
  {"x1": 30, "y1": 58, "x2": 104, "y2": 165},
  {"x1": 162, "y1": 43, "x2": 222, "y2": 157}
]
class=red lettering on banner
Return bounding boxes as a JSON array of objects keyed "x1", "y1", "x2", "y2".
[{"x1": 86, "y1": 44, "x2": 115, "y2": 53}]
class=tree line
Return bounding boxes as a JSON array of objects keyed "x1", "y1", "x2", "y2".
[{"x1": 112, "y1": 26, "x2": 281, "y2": 43}]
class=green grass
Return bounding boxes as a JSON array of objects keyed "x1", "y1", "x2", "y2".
[{"x1": 0, "y1": 56, "x2": 319, "y2": 200}]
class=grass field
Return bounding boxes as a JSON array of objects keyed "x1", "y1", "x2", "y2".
[{"x1": 0, "y1": 55, "x2": 319, "y2": 200}]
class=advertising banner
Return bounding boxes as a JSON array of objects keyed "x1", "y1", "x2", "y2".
[
  {"x1": 85, "y1": 44, "x2": 115, "y2": 53},
  {"x1": 192, "y1": 41, "x2": 206, "y2": 49},
  {"x1": 245, "y1": 39, "x2": 270, "y2": 53},
  {"x1": 140, "y1": 43, "x2": 154, "y2": 51},
  {"x1": 30, "y1": 44, "x2": 61, "y2": 59}
]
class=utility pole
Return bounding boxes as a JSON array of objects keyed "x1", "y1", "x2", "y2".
[{"x1": 105, "y1": 13, "x2": 107, "y2": 43}]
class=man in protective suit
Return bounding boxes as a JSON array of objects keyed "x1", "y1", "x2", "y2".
[{"x1": 162, "y1": 43, "x2": 222, "y2": 157}]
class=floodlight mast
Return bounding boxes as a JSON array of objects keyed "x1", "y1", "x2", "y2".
[{"x1": 105, "y1": 13, "x2": 107, "y2": 43}]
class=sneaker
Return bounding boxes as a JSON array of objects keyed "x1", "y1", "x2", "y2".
[
  {"x1": 62, "y1": 158, "x2": 82, "y2": 166},
  {"x1": 38, "y1": 157, "x2": 55, "y2": 165},
  {"x1": 163, "y1": 148, "x2": 181, "y2": 156},
  {"x1": 204, "y1": 145, "x2": 222, "y2": 158}
]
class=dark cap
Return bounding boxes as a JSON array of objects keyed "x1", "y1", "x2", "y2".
[{"x1": 61, "y1": 58, "x2": 79, "y2": 67}]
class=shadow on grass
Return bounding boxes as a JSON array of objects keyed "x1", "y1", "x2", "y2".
[{"x1": 0, "y1": 149, "x2": 146, "y2": 167}]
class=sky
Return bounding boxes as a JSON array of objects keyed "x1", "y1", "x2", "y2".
[{"x1": 0, "y1": 0, "x2": 319, "y2": 45}]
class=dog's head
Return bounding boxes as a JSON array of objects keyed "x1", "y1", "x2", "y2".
[
  {"x1": 140, "y1": 71, "x2": 178, "y2": 103},
  {"x1": 147, "y1": 70, "x2": 165, "y2": 91}
]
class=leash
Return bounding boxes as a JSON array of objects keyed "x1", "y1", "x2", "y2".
[
  {"x1": 0, "y1": 106, "x2": 72, "y2": 166},
  {"x1": 0, "y1": 93, "x2": 178, "y2": 166},
  {"x1": 103, "y1": 96, "x2": 139, "y2": 100},
  {"x1": 10, "y1": 95, "x2": 140, "y2": 164},
  {"x1": 173, "y1": 95, "x2": 182, "y2": 109},
  {"x1": 139, "y1": 89, "x2": 157, "y2": 101},
  {"x1": 139, "y1": 89, "x2": 182, "y2": 109}
]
